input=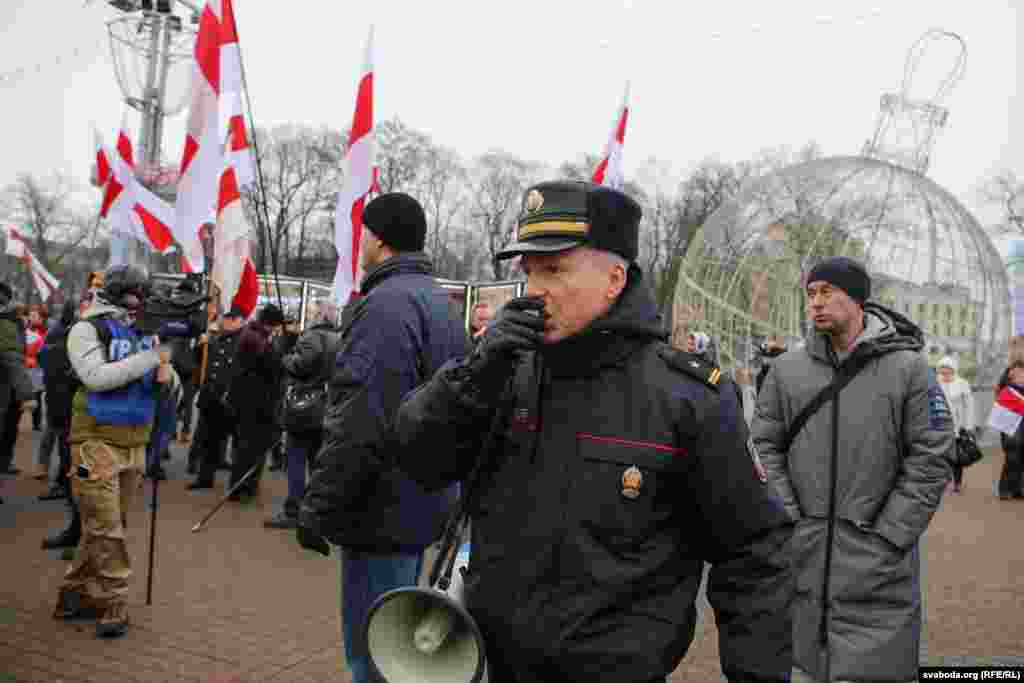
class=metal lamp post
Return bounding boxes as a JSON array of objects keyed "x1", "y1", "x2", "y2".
[{"x1": 106, "y1": 0, "x2": 198, "y2": 270}]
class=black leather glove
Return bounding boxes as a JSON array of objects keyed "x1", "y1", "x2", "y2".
[
  {"x1": 296, "y1": 524, "x2": 331, "y2": 557},
  {"x1": 466, "y1": 296, "x2": 545, "y2": 400}
]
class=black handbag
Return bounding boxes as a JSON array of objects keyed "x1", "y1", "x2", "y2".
[
  {"x1": 282, "y1": 329, "x2": 340, "y2": 434},
  {"x1": 954, "y1": 428, "x2": 984, "y2": 468},
  {"x1": 283, "y1": 380, "x2": 328, "y2": 433}
]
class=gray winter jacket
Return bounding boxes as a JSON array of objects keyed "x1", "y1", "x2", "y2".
[
  {"x1": 68, "y1": 300, "x2": 162, "y2": 392},
  {"x1": 752, "y1": 304, "x2": 954, "y2": 682},
  {"x1": 281, "y1": 321, "x2": 339, "y2": 383}
]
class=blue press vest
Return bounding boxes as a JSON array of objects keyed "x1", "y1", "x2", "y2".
[{"x1": 86, "y1": 318, "x2": 158, "y2": 426}]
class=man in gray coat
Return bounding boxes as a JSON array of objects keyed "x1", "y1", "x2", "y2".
[{"x1": 752, "y1": 256, "x2": 955, "y2": 683}]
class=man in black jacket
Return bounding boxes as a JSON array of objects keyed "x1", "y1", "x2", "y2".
[
  {"x1": 295, "y1": 192, "x2": 468, "y2": 683},
  {"x1": 392, "y1": 180, "x2": 795, "y2": 683},
  {"x1": 265, "y1": 301, "x2": 340, "y2": 528},
  {"x1": 185, "y1": 306, "x2": 245, "y2": 490},
  {"x1": 169, "y1": 279, "x2": 202, "y2": 445}
]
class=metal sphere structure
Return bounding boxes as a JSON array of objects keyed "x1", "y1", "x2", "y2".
[
  {"x1": 671, "y1": 30, "x2": 1010, "y2": 385},
  {"x1": 672, "y1": 156, "x2": 1010, "y2": 384}
]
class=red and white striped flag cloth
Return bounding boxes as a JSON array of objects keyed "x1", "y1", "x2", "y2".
[
  {"x1": 591, "y1": 81, "x2": 630, "y2": 190},
  {"x1": 211, "y1": 0, "x2": 258, "y2": 316},
  {"x1": 989, "y1": 385, "x2": 1024, "y2": 435},
  {"x1": 94, "y1": 127, "x2": 112, "y2": 188},
  {"x1": 104, "y1": 139, "x2": 178, "y2": 255},
  {"x1": 94, "y1": 117, "x2": 177, "y2": 259},
  {"x1": 332, "y1": 26, "x2": 376, "y2": 305},
  {"x1": 97, "y1": 111, "x2": 136, "y2": 222},
  {"x1": 3, "y1": 225, "x2": 61, "y2": 301},
  {"x1": 175, "y1": 0, "x2": 226, "y2": 273}
]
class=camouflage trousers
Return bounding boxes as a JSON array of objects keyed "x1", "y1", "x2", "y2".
[{"x1": 60, "y1": 440, "x2": 144, "y2": 607}]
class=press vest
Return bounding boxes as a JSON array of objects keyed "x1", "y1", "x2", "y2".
[{"x1": 70, "y1": 317, "x2": 158, "y2": 448}]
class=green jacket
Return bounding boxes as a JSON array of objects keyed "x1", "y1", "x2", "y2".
[{"x1": 0, "y1": 304, "x2": 33, "y2": 403}]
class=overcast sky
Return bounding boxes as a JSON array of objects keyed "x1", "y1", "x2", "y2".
[{"x1": 0, "y1": 0, "x2": 1019, "y2": 233}]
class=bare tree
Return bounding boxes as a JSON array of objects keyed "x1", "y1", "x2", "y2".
[
  {"x1": 376, "y1": 117, "x2": 432, "y2": 195},
  {"x1": 467, "y1": 151, "x2": 542, "y2": 280},
  {"x1": 244, "y1": 125, "x2": 342, "y2": 277},
  {"x1": 0, "y1": 173, "x2": 93, "y2": 302},
  {"x1": 415, "y1": 143, "x2": 468, "y2": 279},
  {"x1": 979, "y1": 169, "x2": 1024, "y2": 235}
]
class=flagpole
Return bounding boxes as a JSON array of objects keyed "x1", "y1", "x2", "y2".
[{"x1": 228, "y1": 10, "x2": 283, "y2": 313}]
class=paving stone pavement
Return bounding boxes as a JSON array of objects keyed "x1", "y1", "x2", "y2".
[{"x1": 1, "y1": 413, "x2": 1022, "y2": 681}]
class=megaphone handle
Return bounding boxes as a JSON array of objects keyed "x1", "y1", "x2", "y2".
[{"x1": 429, "y1": 377, "x2": 516, "y2": 589}]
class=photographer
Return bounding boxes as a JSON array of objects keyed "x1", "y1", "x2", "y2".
[
  {"x1": 168, "y1": 279, "x2": 203, "y2": 445},
  {"x1": 53, "y1": 265, "x2": 180, "y2": 639}
]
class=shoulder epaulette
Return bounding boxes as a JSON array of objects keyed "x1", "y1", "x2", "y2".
[{"x1": 658, "y1": 346, "x2": 721, "y2": 391}]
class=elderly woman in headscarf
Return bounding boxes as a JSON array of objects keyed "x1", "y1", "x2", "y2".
[{"x1": 937, "y1": 355, "x2": 976, "y2": 493}]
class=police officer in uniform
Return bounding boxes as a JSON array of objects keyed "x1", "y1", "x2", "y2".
[
  {"x1": 394, "y1": 181, "x2": 795, "y2": 682},
  {"x1": 186, "y1": 305, "x2": 245, "y2": 490}
]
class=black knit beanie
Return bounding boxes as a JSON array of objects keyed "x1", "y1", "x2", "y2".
[
  {"x1": 362, "y1": 192, "x2": 427, "y2": 252},
  {"x1": 257, "y1": 304, "x2": 285, "y2": 326},
  {"x1": 806, "y1": 257, "x2": 871, "y2": 304}
]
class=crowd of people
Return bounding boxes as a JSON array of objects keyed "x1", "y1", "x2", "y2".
[{"x1": 0, "y1": 179, "x2": 1021, "y2": 681}]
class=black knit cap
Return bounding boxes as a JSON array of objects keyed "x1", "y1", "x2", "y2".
[
  {"x1": 496, "y1": 180, "x2": 642, "y2": 262},
  {"x1": 362, "y1": 192, "x2": 427, "y2": 252},
  {"x1": 257, "y1": 304, "x2": 285, "y2": 326},
  {"x1": 806, "y1": 256, "x2": 871, "y2": 304}
]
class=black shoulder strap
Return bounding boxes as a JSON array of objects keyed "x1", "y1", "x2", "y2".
[
  {"x1": 781, "y1": 353, "x2": 873, "y2": 453},
  {"x1": 657, "y1": 346, "x2": 722, "y2": 391}
]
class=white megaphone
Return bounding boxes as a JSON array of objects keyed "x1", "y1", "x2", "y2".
[{"x1": 365, "y1": 544, "x2": 487, "y2": 683}]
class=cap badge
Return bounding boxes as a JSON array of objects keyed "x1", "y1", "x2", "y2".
[
  {"x1": 525, "y1": 189, "x2": 544, "y2": 214},
  {"x1": 621, "y1": 466, "x2": 643, "y2": 499}
]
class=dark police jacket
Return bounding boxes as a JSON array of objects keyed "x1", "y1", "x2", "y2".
[
  {"x1": 299, "y1": 253, "x2": 469, "y2": 552},
  {"x1": 394, "y1": 274, "x2": 795, "y2": 683},
  {"x1": 197, "y1": 328, "x2": 241, "y2": 409}
]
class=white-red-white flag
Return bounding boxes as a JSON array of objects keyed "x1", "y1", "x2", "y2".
[
  {"x1": 104, "y1": 140, "x2": 179, "y2": 256},
  {"x1": 591, "y1": 82, "x2": 630, "y2": 190},
  {"x1": 989, "y1": 385, "x2": 1024, "y2": 435},
  {"x1": 211, "y1": 0, "x2": 258, "y2": 317},
  {"x1": 93, "y1": 118, "x2": 177, "y2": 260},
  {"x1": 332, "y1": 26, "x2": 377, "y2": 305},
  {"x1": 4, "y1": 225, "x2": 61, "y2": 301},
  {"x1": 175, "y1": 0, "x2": 225, "y2": 273},
  {"x1": 94, "y1": 126, "x2": 112, "y2": 188},
  {"x1": 98, "y1": 112, "x2": 135, "y2": 222}
]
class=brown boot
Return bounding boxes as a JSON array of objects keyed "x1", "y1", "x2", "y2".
[{"x1": 96, "y1": 601, "x2": 129, "y2": 638}]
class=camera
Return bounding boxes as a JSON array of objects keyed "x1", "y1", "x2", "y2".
[{"x1": 135, "y1": 279, "x2": 210, "y2": 338}]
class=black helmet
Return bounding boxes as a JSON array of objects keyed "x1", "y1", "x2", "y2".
[{"x1": 101, "y1": 265, "x2": 151, "y2": 306}]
